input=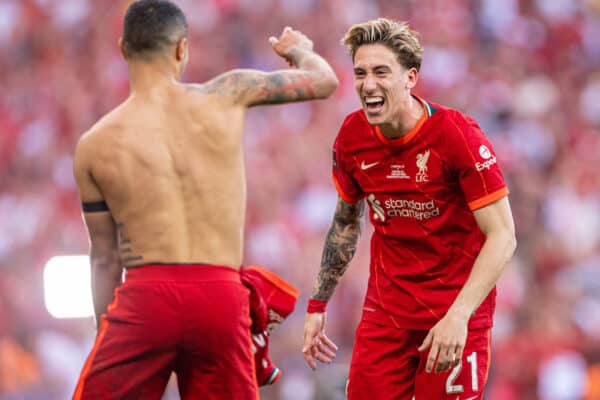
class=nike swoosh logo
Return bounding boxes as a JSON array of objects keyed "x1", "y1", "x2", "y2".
[{"x1": 361, "y1": 161, "x2": 379, "y2": 170}]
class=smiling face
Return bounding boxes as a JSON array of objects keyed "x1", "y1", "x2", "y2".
[{"x1": 353, "y1": 44, "x2": 418, "y2": 126}]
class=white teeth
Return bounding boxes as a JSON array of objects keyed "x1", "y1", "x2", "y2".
[{"x1": 365, "y1": 96, "x2": 384, "y2": 105}]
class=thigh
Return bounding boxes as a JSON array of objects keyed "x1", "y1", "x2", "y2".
[
  {"x1": 414, "y1": 327, "x2": 492, "y2": 400},
  {"x1": 176, "y1": 280, "x2": 258, "y2": 400},
  {"x1": 73, "y1": 284, "x2": 177, "y2": 399},
  {"x1": 347, "y1": 320, "x2": 421, "y2": 400}
]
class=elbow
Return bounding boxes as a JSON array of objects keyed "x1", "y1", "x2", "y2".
[
  {"x1": 502, "y1": 229, "x2": 517, "y2": 260},
  {"x1": 90, "y1": 249, "x2": 122, "y2": 272},
  {"x1": 315, "y1": 71, "x2": 339, "y2": 99},
  {"x1": 486, "y1": 228, "x2": 517, "y2": 262},
  {"x1": 324, "y1": 73, "x2": 340, "y2": 96},
  {"x1": 508, "y1": 232, "x2": 517, "y2": 257}
]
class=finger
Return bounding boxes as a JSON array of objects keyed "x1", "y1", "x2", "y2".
[
  {"x1": 418, "y1": 331, "x2": 433, "y2": 352},
  {"x1": 268, "y1": 37, "x2": 278, "y2": 46},
  {"x1": 317, "y1": 342, "x2": 336, "y2": 359},
  {"x1": 302, "y1": 329, "x2": 317, "y2": 353},
  {"x1": 434, "y1": 345, "x2": 449, "y2": 373},
  {"x1": 436, "y1": 344, "x2": 453, "y2": 373},
  {"x1": 314, "y1": 353, "x2": 334, "y2": 364},
  {"x1": 454, "y1": 344, "x2": 464, "y2": 366},
  {"x1": 313, "y1": 346, "x2": 334, "y2": 364},
  {"x1": 311, "y1": 339, "x2": 333, "y2": 362},
  {"x1": 436, "y1": 361, "x2": 451, "y2": 374},
  {"x1": 320, "y1": 334, "x2": 338, "y2": 351},
  {"x1": 311, "y1": 336, "x2": 321, "y2": 347},
  {"x1": 426, "y1": 341, "x2": 440, "y2": 373},
  {"x1": 310, "y1": 342, "x2": 323, "y2": 364},
  {"x1": 303, "y1": 350, "x2": 317, "y2": 370},
  {"x1": 284, "y1": 26, "x2": 292, "y2": 32}
]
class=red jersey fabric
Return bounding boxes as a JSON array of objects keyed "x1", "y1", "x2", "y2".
[{"x1": 332, "y1": 97, "x2": 509, "y2": 330}]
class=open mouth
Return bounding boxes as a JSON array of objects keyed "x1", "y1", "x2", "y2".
[{"x1": 364, "y1": 96, "x2": 385, "y2": 113}]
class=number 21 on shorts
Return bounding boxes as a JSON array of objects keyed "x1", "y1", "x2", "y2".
[{"x1": 446, "y1": 351, "x2": 478, "y2": 394}]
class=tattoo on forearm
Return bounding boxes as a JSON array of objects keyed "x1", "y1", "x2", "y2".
[
  {"x1": 116, "y1": 222, "x2": 144, "y2": 267},
  {"x1": 190, "y1": 67, "x2": 319, "y2": 105},
  {"x1": 257, "y1": 73, "x2": 317, "y2": 104},
  {"x1": 312, "y1": 199, "x2": 365, "y2": 301}
]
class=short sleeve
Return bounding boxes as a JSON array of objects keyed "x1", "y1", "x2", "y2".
[
  {"x1": 332, "y1": 137, "x2": 364, "y2": 203},
  {"x1": 448, "y1": 114, "x2": 509, "y2": 210}
]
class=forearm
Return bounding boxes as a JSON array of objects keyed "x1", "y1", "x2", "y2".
[
  {"x1": 90, "y1": 250, "x2": 122, "y2": 328},
  {"x1": 447, "y1": 231, "x2": 516, "y2": 320},
  {"x1": 287, "y1": 48, "x2": 338, "y2": 98},
  {"x1": 311, "y1": 199, "x2": 364, "y2": 301}
]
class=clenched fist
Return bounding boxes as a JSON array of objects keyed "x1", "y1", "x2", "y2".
[{"x1": 269, "y1": 26, "x2": 314, "y2": 67}]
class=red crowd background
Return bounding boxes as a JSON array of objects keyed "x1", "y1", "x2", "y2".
[{"x1": 0, "y1": 1, "x2": 599, "y2": 399}]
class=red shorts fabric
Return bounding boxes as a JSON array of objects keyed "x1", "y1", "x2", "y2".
[
  {"x1": 347, "y1": 319, "x2": 491, "y2": 400},
  {"x1": 73, "y1": 264, "x2": 258, "y2": 400}
]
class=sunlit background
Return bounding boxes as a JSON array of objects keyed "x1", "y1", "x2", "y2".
[{"x1": 1, "y1": 0, "x2": 600, "y2": 399}]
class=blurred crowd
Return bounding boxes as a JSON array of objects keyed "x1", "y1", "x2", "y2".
[{"x1": 1, "y1": 0, "x2": 599, "y2": 399}]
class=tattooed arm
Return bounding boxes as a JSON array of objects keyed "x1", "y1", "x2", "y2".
[
  {"x1": 196, "y1": 27, "x2": 338, "y2": 106},
  {"x1": 73, "y1": 136, "x2": 122, "y2": 332},
  {"x1": 312, "y1": 197, "x2": 365, "y2": 300},
  {"x1": 302, "y1": 197, "x2": 365, "y2": 370}
]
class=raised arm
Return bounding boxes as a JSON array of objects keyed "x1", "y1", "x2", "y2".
[
  {"x1": 73, "y1": 138, "x2": 123, "y2": 332},
  {"x1": 302, "y1": 197, "x2": 365, "y2": 370},
  {"x1": 197, "y1": 27, "x2": 338, "y2": 106}
]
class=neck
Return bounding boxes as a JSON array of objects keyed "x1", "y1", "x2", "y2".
[
  {"x1": 127, "y1": 58, "x2": 180, "y2": 94},
  {"x1": 378, "y1": 95, "x2": 424, "y2": 139}
]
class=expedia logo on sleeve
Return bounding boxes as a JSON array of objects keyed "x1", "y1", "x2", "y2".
[{"x1": 475, "y1": 144, "x2": 497, "y2": 171}]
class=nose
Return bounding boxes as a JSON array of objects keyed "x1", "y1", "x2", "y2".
[{"x1": 362, "y1": 74, "x2": 377, "y2": 92}]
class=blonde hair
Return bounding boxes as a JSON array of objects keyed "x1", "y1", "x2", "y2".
[{"x1": 342, "y1": 18, "x2": 423, "y2": 71}]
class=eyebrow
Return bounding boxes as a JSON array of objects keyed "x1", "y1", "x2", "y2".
[
  {"x1": 373, "y1": 65, "x2": 391, "y2": 71},
  {"x1": 353, "y1": 65, "x2": 392, "y2": 72}
]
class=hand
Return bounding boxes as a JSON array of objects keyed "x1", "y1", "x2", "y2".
[
  {"x1": 302, "y1": 312, "x2": 338, "y2": 370},
  {"x1": 418, "y1": 312, "x2": 468, "y2": 373},
  {"x1": 269, "y1": 26, "x2": 314, "y2": 67}
]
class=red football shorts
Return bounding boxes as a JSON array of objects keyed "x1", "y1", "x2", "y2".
[
  {"x1": 73, "y1": 264, "x2": 258, "y2": 400},
  {"x1": 347, "y1": 319, "x2": 491, "y2": 400}
]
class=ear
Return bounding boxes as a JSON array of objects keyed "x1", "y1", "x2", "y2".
[
  {"x1": 118, "y1": 37, "x2": 126, "y2": 58},
  {"x1": 176, "y1": 37, "x2": 188, "y2": 61},
  {"x1": 406, "y1": 67, "x2": 419, "y2": 90}
]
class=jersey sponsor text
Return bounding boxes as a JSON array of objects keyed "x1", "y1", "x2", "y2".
[{"x1": 368, "y1": 194, "x2": 441, "y2": 222}]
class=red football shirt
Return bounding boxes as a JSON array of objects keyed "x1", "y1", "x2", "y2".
[{"x1": 332, "y1": 96, "x2": 509, "y2": 330}]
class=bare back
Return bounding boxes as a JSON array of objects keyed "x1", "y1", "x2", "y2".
[
  {"x1": 85, "y1": 84, "x2": 247, "y2": 267},
  {"x1": 74, "y1": 27, "x2": 338, "y2": 273}
]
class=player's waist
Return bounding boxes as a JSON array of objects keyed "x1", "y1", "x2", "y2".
[
  {"x1": 362, "y1": 291, "x2": 495, "y2": 330},
  {"x1": 124, "y1": 263, "x2": 241, "y2": 282}
]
